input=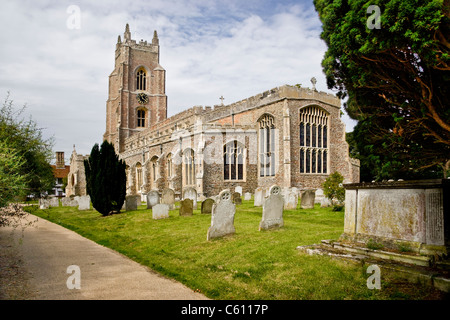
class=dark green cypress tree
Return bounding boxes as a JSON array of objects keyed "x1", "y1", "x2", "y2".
[{"x1": 84, "y1": 141, "x2": 126, "y2": 216}]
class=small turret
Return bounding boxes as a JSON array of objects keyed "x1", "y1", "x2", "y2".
[
  {"x1": 152, "y1": 30, "x2": 159, "y2": 45},
  {"x1": 124, "y1": 23, "x2": 131, "y2": 41}
]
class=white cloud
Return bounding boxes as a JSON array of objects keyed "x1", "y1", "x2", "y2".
[{"x1": 0, "y1": 0, "x2": 357, "y2": 162}]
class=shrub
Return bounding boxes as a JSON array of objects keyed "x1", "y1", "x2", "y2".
[{"x1": 322, "y1": 171, "x2": 345, "y2": 211}]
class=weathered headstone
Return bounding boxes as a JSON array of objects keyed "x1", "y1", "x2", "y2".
[
  {"x1": 283, "y1": 189, "x2": 298, "y2": 210},
  {"x1": 147, "y1": 190, "x2": 160, "y2": 209},
  {"x1": 179, "y1": 198, "x2": 193, "y2": 216},
  {"x1": 152, "y1": 204, "x2": 170, "y2": 220},
  {"x1": 49, "y1": 197, "x2": 59, "y2": 207},
  {"x1": 235, "y1": 186, "x2": 242, "y2": 196},
  {"x1": 183, "y1": 187, "x2": 197, "y2": 209},
  {"x1": 201, "y1": 198, "x2": 215, "y2": 214},
  {"x1": 260, "y1": 185, "x2": 284, "y2": 230},
  {"x1": 61, "y1": 197, "x2": 78, "y2": 207},
  {"x1": 320, "y1": 197, "x2": 332, "y2": 208},
  {"x1": 125, "y1": 195, "x2": 140, "y2": 211},
  {"x1": 244, "y1": 192, "x2": 252, "y2": 201},
  {"x1": 315, "y1": 188, "x2": 325, "y2": 204},
  {"x1": 77, "y1": 195, "x2": 91, "y2": 210},
  {"x1": 254, "y1": 187, "x2": 265, "y2": 207},
  {"x1": 300, "y1": 189, "x2": 316, "y2": 209},
  {"x1": 207, "y1": 190, "x2": 236, "y2": 240},
  {"x1": 39, "y1": 198, "x2": 49, "y2": 209},
  {"x1": 161, "y1": 188, "x2": 175, "y2": 210},
  {"x1": 232, "y1": 192, "x2": 242, "y2": 205}
]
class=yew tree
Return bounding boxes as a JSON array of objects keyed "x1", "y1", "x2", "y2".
[{"x1": 314, "y1": 0, "x2": 449, "y2": 179}]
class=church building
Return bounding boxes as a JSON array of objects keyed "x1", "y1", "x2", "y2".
[{"x1": 102, "y1": 24, "x2": 360, "y2": 199}]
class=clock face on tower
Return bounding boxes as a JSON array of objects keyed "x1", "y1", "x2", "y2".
[{"x1": 137, "y1": 92, "x2": 149, "y2": 104}]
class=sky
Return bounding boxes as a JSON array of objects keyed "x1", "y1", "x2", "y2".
[{"x1": 0, "y1": 0, "x2": 357, "y2": 163}]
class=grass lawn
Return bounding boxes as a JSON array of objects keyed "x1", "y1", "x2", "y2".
[{"x1": 27, "y1": 199, "x2": 444, "y2": 300}]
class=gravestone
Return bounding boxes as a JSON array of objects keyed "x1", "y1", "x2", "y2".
[
  {"x1": 315, "y1": 188, "x2": 325, "y2": 204},
  {"x1": 183, "y1": 187, "x2": 197, "y2": 209},
  {"x1": 179, "y1": 199, "x2": 193, "y2": 216},
  {"x1": 125, "y1": 195, "x2": 140, "y2": 211},
  {"x1": 320, "y1": 197, "x2": 332, "y2": 207},
  {"x1": 235, "y1": 186, "x2": 242, "y2": 196},
  {"x1": 300, "y1": 189, "x2": 316, "y2": 209},
  {"x1": 147, "y1": 190, "x2": 160, "y2": 209},
  {"x1": 232, "y1": 192, "x2": 242, "y2": 205},
  {"x1": 201, "y1": 198, "x2": 215, "y2": 214},
  {"x1": 61, "y1": 197, "x2": 78, "y2": 207},
  {"x1": 260, "y1": 185, "x2": 284, "y2": 231},
  {"x1": 77, "y1": 195, "x2": 91, "y2": 210},
  {"x1": 283, "y1": 189, "x2": 298, "y2": 210},
  {"x1": 161, "y1": 188, "x2": 175, "y2": 210},
  {"x1": 207, "y1": 190, "x2": 236, "y2": 241},
  {"x1": 254, "y1": 187, "x2": 265, "y2": 207},
  {"x1": 49, "y1": 197, "x2": 59, "y2": 207},
  {"x1": 244, "y1": 192, "x2": 252, "y2": 201},
  {"x1": 39, "y1": 198, "x2": 49, "y2": 209},
  {"x1": 152, "y1": 204, "x2": 169, "y2": 220}
]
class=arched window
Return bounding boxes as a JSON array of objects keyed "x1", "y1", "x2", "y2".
[
  {"x1": 299, "y1": 106, "x2": 329, "y2": 174},
  {"x1": 183, "y1": 149, "x2": 195, "y2": 186},
  {"x1": 258, "y1": 114, "x2": 276, "y2": 177},
  {"x1": 167, "y1": 153, "x2": 173, "y2": 178},
  {"x1": 224, "y1": 140, "x2": 245, "y2": 181},
  {"x1": 137, "y1": 109, "x2": 146, "y2": 128},
  {"x1": 136, "y1": 69, "x2": 146, "y2": 91},
  {"x1": 151, "y1": 156, "x2": 159, "y2": 182},
  {"x1": 136, "y1": 163, "x2": 142, "y2": 191}
]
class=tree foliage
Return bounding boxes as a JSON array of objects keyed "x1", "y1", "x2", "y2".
[
  {"x1": 0, "y1": 140, "x2": 27, "y2": 208},
  {"x1": 0, "y1": 93, "x2": 55, "y2": 199},
  {"x1": 84, "y1": 140, "x2": 126, "y2": 216},
  {"x1": 314, "y1": 0, "x2": 450, "y2": 179}
]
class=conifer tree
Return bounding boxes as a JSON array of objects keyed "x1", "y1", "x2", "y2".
[{"x1": 84, "y1": 141, "x2": 126, "y2": 216}]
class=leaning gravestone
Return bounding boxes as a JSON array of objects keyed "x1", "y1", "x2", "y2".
[
  {"x1": 179, "y1": 198, "x2": 193, "y2": 216},
  {"x1": 207, "y1": 190, "x2": 236, "y2": 241},
  {"x1": 260, "y1": 185, "x2": 284, "y2": 231},
  {"x1": 147, "y1": 190, "x2": 160, "y2": 209},
  {"x1": 300, "y1": 189, "x2": 316, "y2": 209},
  {"x1": 152, "y1": 204, "x2": 169, "y2": 220},
  {"x1": 244, "y1": 192, "x2": 252, "y2": 201},
  {"x1": 125, "y1": 195, "x2": 140, "y2": 211},
  {"x1": 77, "y1": 195, "x2": 91, "y2": 210},
  {"x1": 201, "y1": 198, "x2": 215, "y2": 214},
  {"x1": 254, "y1": 187, "x2": 265, "y2": 207},
  {"x1": 232, "y1": 192, "x2": 242, "y2": 205},
  {"x1": 283, "y1": 189, "x2": 298, "y2": 210},
  {"x1": 161, "y1": 188, "x2": 175, "y2": 210},
  {"x1": 183, "y1": 187, "x2": 197, "y2": 209}
]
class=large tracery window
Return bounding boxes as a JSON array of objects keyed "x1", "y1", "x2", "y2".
[
  {"x1": 136, "y1": 69, "x2": 146, "y2": 91},
  {"x1": 299, "y1": 106, "x2": 329, "y2": 174},
  {"x1": 224, "y1": 140, "x2": 245, "y2": 181},
  {"x1": 259, "y1": 114, "x2": 276, "y2": 177}
]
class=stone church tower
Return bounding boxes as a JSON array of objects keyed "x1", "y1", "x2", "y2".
[{"x1": 103, "y1": 24, "x2": 167, "y2": 153}]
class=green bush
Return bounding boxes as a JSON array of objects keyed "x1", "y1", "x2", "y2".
[{"x1": 322, "y1": 171, "x2": 345, "y2": 211}]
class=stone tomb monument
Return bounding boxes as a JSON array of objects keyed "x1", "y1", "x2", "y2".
[
  {"x1": 161, "y1": 188, "x2": 175, "y2": 209},
  {"x1": 260, "y1": 185, "x2": 284, "y2": 231},
  {"x1": 183, "y1": 187, "x2": 197, "y2": 209},
  {"x1": 300, "y1": 189, "x2": 316, "y2": 209},
  {"x1": 179, "y1": 198, "x2": 193, "y2": 216},
  {"x1": 201, "y1": 198, "x2": 215, "y2": 214},
  {"x1": 147, "y1": 190, "x2": 160, "y2": 209},
  {"x1": 152, "y1": 204, "x2": 169, "y2": 220},
  {"x1": 207, "y1": 190, "x2": 236, "y2": 240}
]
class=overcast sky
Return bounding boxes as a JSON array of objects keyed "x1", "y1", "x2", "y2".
[{"x1": 0, "y1": 0, "x2": 357, "y2": 163}]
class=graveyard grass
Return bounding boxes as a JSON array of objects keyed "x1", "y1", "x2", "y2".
[{"x1": 30, "y1": 200, "x2": 443, "y2": 300}]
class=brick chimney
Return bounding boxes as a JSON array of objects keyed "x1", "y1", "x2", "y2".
[{"x1": 56, "y1": 151, "x2": 65, "y2": 169}]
